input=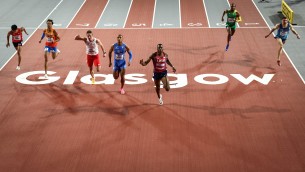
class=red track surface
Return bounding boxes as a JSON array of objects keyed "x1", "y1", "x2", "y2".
[
  {"x1": 125, "y1": 0, "x2": 155, "y2": 28},
  {"x1": 228, "y1": 0, "x2": 267, "y2": 27},
  {"x1": 181, "y1": 0, "x2": 208, "y2": 27},
  {"x1": 1, "y1": 1, "x2": 305, "y2": 172},
  {"x1": 68, "y1": 0, "x2": 107, "y2": 28}
]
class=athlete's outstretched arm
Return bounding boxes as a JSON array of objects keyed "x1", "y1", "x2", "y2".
[
  {"x1": 6, "y1": 31, "x2": 12, "y2": 47},
  {"x1": 96, "y1": 39, "x2": 107, "y2": 56},
  {"x1": 265, "y1": 24, "x2": 280, "y2": 38},
  {"x1": 74, "y1": 35, "x2": 86, "y2": 41},
  {"x1": 108, "y1": 45, "x2": 114, "y2": 67},
  {"x1": 21, "y1": 27, "x2": 28, "y2": 35},
  {"x1": 165, "y1": 54, "x2": 176, "y2": 73},
  {"x1": 140, "y1": 53, "x2": 153, "y2": 66},
  {"x1": 290, "y1": 25, "x2": 301, "y2": 39}
]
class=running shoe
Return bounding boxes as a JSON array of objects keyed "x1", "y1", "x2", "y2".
[
  {"x1": 120, "y1": 88, "x2": 125, "y2": 94},
  {"x1": 225, "y1": 44, "x2": 229, "y2": 51},
  {"x1": 16, "y1": 66, "x2": 20, "y2": 70},
  {"x1": 44, "y1": 74, "x2": 48, "y2": 79},
  {"x1": 90, "y1": 77, "x2": 95, "y2": 84},
  {"x1": 159, "y1": 94, "x2": 163, "y2": 105}
]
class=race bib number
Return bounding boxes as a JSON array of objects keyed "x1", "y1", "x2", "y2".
[
  {"x1": 13, "y1": 35, "x2": 21, "y2": 40},
  {"x1": 47, "y1": 37, "x2": 53, "y2": 42},
  {"x1": 115, "y1": 54, "x2": 124, "y2": 60},
  {"x1": 280, "y1": 31, "x2": 288, "y2": 37},
  {"x1": 227, "y1": 18, "x2": 235, "y2": 23}
]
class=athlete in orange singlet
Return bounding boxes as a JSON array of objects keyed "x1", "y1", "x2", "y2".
[{"x1": 39, "y1": 19, "x2": 60, "y2": 78}]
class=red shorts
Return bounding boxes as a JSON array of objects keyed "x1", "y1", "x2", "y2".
[{"x1": 87, "y1": 54, "x2": 100, "y2": 67}]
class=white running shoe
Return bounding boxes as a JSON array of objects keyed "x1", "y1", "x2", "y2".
[
  {"x1": 16, "y1": 66, "x2": 20, "y2": 70},
  {"x1": 44, "y1": 74, "x2": 48, "y2": 79},
  {"x1": 120, "y1": 88, "x2": 125, "y2": 94},
  {"x1": 159, "y1": 94, "x2": 163, "y2": 105}
]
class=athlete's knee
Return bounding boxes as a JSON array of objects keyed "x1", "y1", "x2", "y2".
[
  {"x1": 113, "y1": 73, "x2": 119, "y2": 79},
  {"x1": 165, "y1": 86, "x2": 170, "y2": 91}
]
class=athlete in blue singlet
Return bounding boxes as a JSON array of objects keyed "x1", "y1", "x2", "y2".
[
  {"x1": 265, "y1": 17, "x2": 300, "y2": 66},
  {"x1": 109, "y1": 34, "x2": 133, "y2": 94}
]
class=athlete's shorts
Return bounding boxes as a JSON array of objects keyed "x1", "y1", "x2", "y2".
[
  {"x1": 87, "y1": 54, "x2": 100, "y2": 67},
  {"x1": 226, "y1": 23, "x2": 236, "y2": 30},
  {"x1": 274, "y1": 36, "x2": 287, "y2": 43},
  {"x1": 44, "y1": 46, "x2": 58, "y2": 53},
  {"x1": 113, "y1": 59, "x2": 126, "y2": 71},
  {"x1": 13, "y1": 41, "x2": 22, "y2": 48},
  {"x1": 153, "y1": 70, "x2": 167, "y2": 80}
]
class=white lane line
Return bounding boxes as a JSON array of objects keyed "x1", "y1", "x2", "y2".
[
  {"x1": 202, "y1": 0, "x2": 210, "y2": 28},
  {"x1": 94, "y1": 0, "x2": 110, "y2": 28},
  {"x1": 66, "y1": 0, "x2": 87, "y2": 28},
  {"x1": 152, "y1": 0, "x2": 157, "y2": 28},
  {"x1": 123, "y1": 0, "x2": 134, "y2": 28},
  {"x1": 0, "y1": 0, "x2": 64, "y2": 71},
  {"x1": 251, "y1": 0, "x2": 305, "y2": 84},
  {"x1": 179, "y1": 0, "x2": 181, "y2": 28}
]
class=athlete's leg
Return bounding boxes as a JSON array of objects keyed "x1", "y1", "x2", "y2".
[
  {"x1": 13, "y1": 45, "x2": 22, "y2": 67},
  {"x1": 161, "y1": 76, "x2": 170, "y2": 91},
  {"x1": 276, "y1": 38, "x2": 284, "y2": 66},
  {"x1": 113, "y1": 70, "x2": 119, "y2": 79},
  {"x1": 120, "y1": 68, "x2": 125, "y2": 89},
  {"x1": 226, "y1": 27, "x2": 231, "y2": 45},
  {"x1": 154, "y1": 79, "x2": 163, "y2": 105},
  {"x1": 154, "y1": 79, "x2": 161, "y2": 98},
  {"x1": 231, "y1": 29, "x2": 236, "y2": 37},
  {"x1": 96, "y1": 65, "x2": 101, "y2": 72},
  {"x1": 44, "y1": 51, "x2": 48, "y2": 75}
]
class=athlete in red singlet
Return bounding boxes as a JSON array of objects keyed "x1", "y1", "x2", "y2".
[
  {"x1": 75, "y1": 30, "x2": 107, "y2": 84},
  {"x1": 39, "y1": 19, "x2": 60, "y2": 78},
  {"x1": 6, "y1": 24, "x2": 28, "y2": 70},
  {"x1": 140, "y1": 44, "x2": 176, "y2": 105}
]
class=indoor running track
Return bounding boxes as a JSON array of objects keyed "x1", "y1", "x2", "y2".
[{"x1": 0, "y1": 0, "x2": 305, "y2": 172}]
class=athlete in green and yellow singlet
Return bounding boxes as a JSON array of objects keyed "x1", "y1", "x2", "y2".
[{"x1": 221, "y1": 3, "x2": 241, "y2": 51}]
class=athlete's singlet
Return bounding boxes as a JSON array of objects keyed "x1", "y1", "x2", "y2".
[
  {"x1": 276, "y1": 23, "x2": 290, "y2": 40},
  {"x1": 153, "y1": 52, "x2": 167, "y2": 73},
  {"x1": 85, "y1": 38, "x2": 99, "y2": 55},
  {"x1": 226, "y1": 10, "x2": 237, "y2": 27},
  {"x1": 113, "y1": 43, "x2": 127, "y2": 70},
  {"x1": 12, "y1": 28, "x2": 23, "y2": 43},
  {"x1": 44, "y1": 29, "x2": 57, "y2": 47}
]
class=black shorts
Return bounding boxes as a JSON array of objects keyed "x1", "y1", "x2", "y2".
[
  {"x1": 153, "y1": 70, "x2": 167, "y2": 80},
  {"x1": 13, "y1": 41, "x2": 22, "y2": 48}
]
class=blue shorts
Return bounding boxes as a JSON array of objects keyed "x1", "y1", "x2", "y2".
[
  {"x1": 44, "y1": 46, "x2": 57, "y2": 53},
  {"x1": 113, "y1": 60, "x2": 126, "y2": 71},
  {"x1": 153, "y1": 70, "x2": 167, "y2": 80}
]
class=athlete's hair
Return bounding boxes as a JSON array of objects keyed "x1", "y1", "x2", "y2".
[
  {"x1": 11, "y1": 24, "x2": 18, "y2": 31},
  {"x1": 157, "y1": 44, "x2": 163, "y2": 48},
  {"x1": 282, "y1": 16, "x2": 287, "y2": 20},
  {"x1": 231, "y1": 3, "x2": 236, "y2": 7},
  {"x1": 47, "y1": 19, "x2": 54, "y2": 25},
  {"x1": 86, "y1": 30, "x2": 93, "y2": 34},
  {"x1": 117, "y1": 34, "x2": 123, "y2": 38}
]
